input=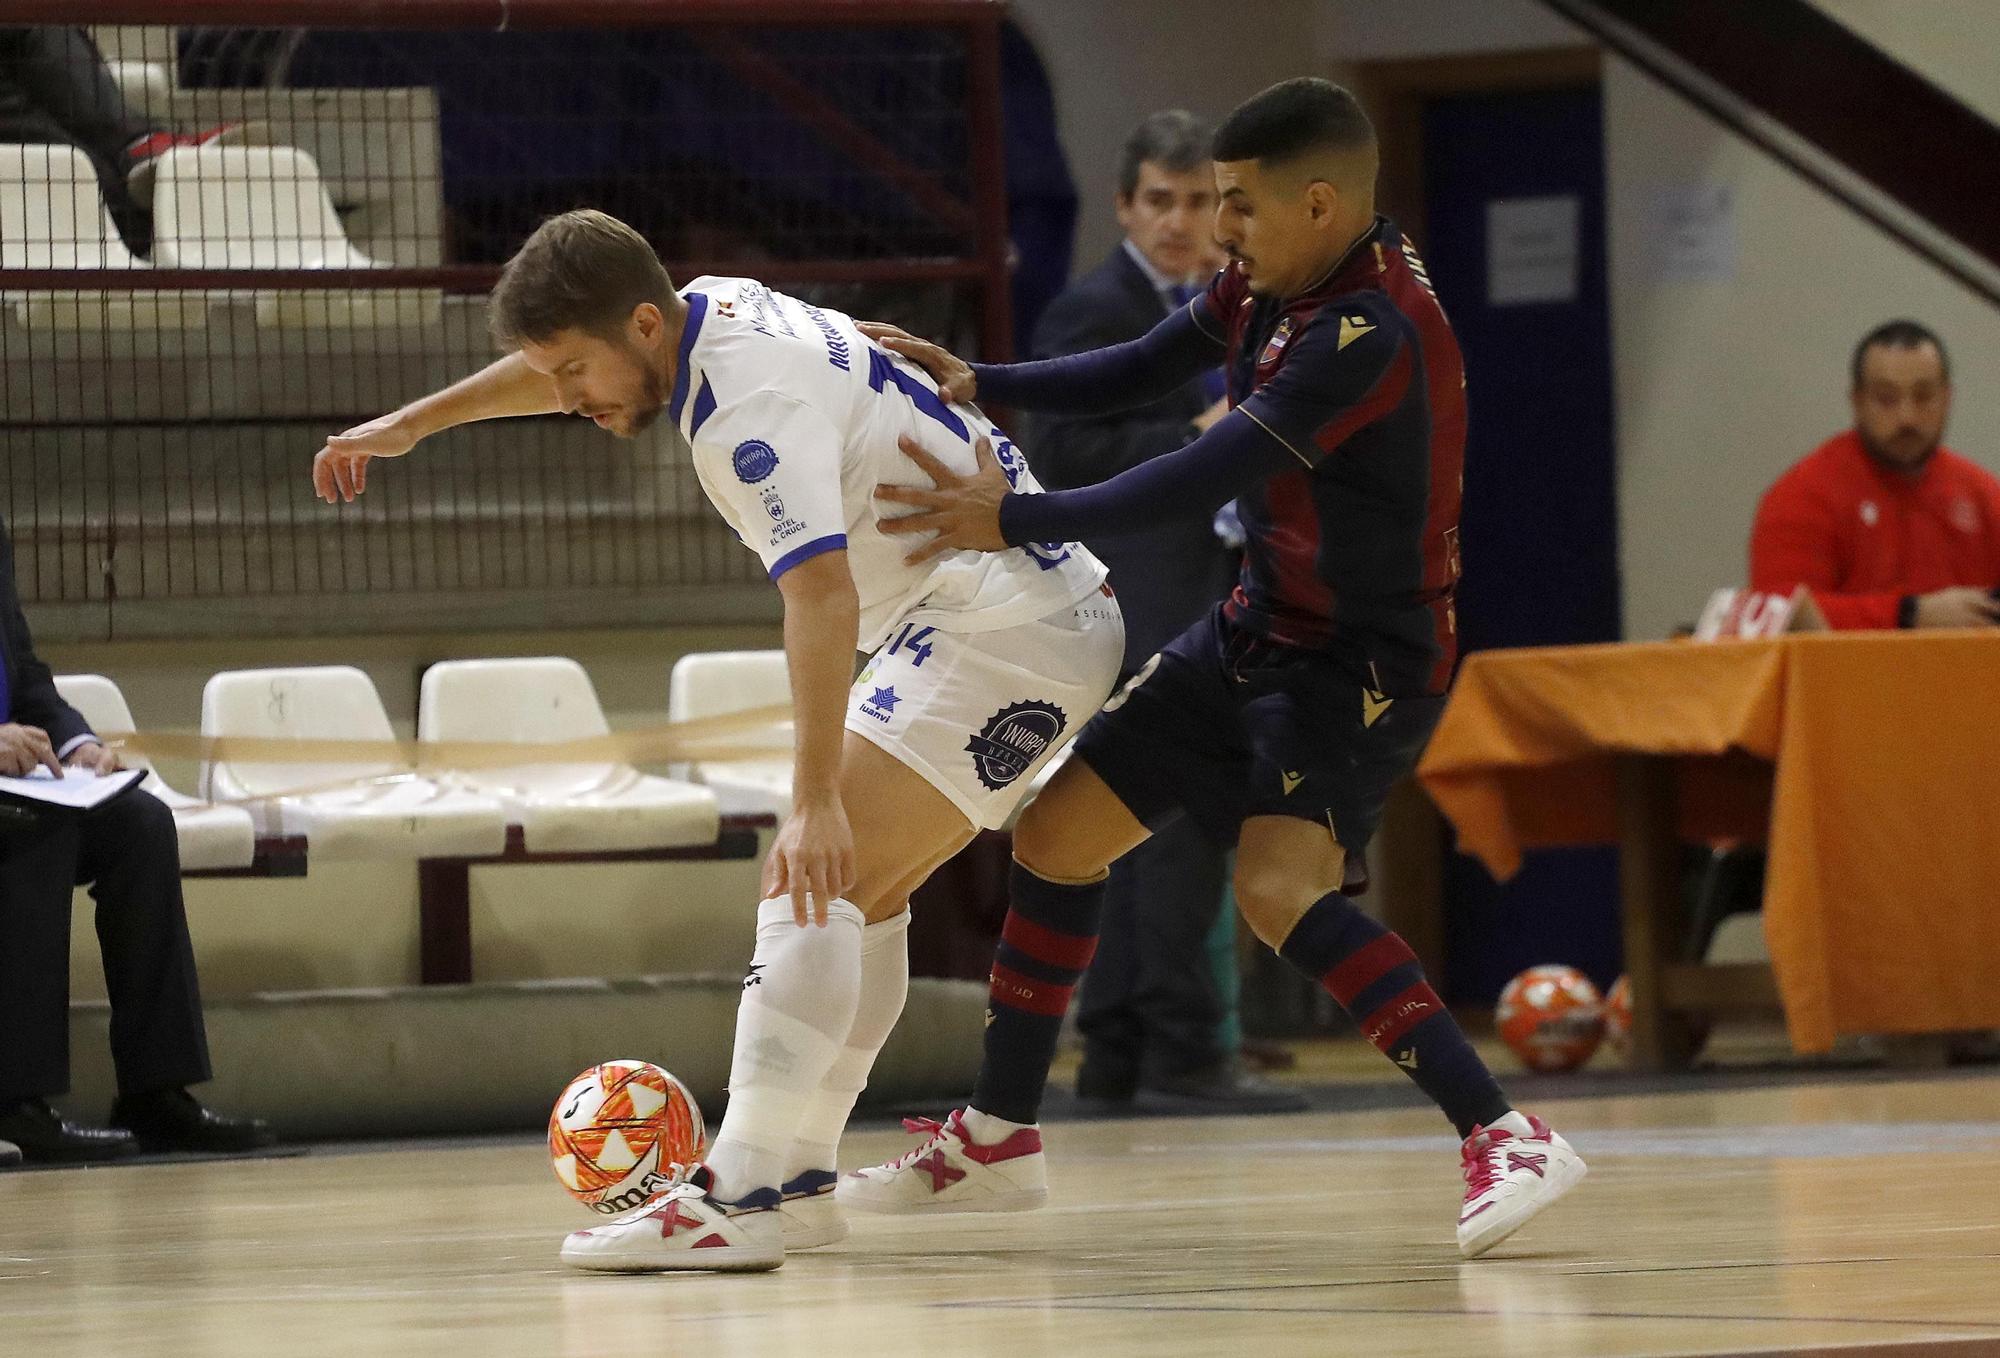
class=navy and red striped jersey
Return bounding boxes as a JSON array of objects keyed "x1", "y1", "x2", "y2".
[{"x1": 1192, "y1": 216, "x2": 1466, "y2": 695}]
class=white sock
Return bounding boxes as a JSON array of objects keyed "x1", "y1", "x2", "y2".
[
  {"x1": 784, "y1": 909, "x2": 911, "y2": 1179},
  {"x1": 703, "y1": 899, "x2": 864, "y2": 1202},
  {"x1": 961, "y1": 1107, "x2": 1035, "y2": 1144}
]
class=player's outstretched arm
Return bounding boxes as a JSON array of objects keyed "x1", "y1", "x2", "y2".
[
  {"x1": 312, "y1": 352, "x2": 563, "y2": 503},
  {"x1": 876, "y1": 300, "x2": 1413, "y2": 554},
  {"x1": 765, "y1": 549, "x2": 861, "y2": 927},
  {"x1": 858, "y1": 304, "x2": 1224, "y2": 418},
  {"x1": 876, "y1": 413, "x2": 1297, "y2": 561}
]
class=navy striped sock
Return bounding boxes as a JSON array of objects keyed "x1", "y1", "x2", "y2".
[
  {"x1": 970, "y1": 860, "x2": 1105, "y2": 1126},
  {"x1": 1279, "y1": 891, "x2": 1509, "y2": 1138}
]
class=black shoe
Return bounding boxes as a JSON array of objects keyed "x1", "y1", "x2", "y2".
[
  {"x1": 109, "y1": 1088, "x2": 276, "y2": 1154},
  {"x1": 0, "y1": 1137, "x2": 20, "y2": 1168},
  {"x1": 0, "y1": 1098, "x2": 141, "y2": 1163},
  {"x1": 1136, "y1": 1063, "x2": 1310, "y2": 1114}
]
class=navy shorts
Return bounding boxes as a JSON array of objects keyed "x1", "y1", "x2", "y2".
[{"x1": 1071, "y1": 606, "x2": 1445, "y2": 856}]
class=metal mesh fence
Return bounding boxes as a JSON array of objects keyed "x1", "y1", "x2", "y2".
[{"x1": 0, "y1": 5, "x2": 1008, "y2": 640}]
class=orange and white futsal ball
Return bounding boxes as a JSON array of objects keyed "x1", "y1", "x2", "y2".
[
  {"x1": 1495, "y1": 965, "x2": 1605, "y2": 1073},
  {"x1": 549, "y1": 1060, "x2": 705, "y2": 1215}
]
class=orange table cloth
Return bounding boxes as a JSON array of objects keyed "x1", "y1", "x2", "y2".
[{"x1": 1418, "y1": 632, "x2": 2000, "y2": 1052}]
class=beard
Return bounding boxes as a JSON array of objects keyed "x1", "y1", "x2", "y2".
[
  {"x1": 1858, "y1": 424, "x2": 1940, "y2": 470},
  {"x1": 606, "y1": 346, "x2": 669, "y2": 438}
]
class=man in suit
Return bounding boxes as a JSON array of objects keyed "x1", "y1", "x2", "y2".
[
  {"x1": 1021, "y1": 110, "x2": 1301, "y2": 1112},
  {"x1": 0, "y1": 510, "x2": 270, "y2": 1162}
]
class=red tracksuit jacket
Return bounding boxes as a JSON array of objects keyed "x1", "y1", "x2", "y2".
[{"x1": 1750, "y1": 430, "x2": 2000, "y2": 629}]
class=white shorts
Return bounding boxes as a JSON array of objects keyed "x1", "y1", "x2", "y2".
[{"x1": 845, "y1": 589, "x2": 1124, "y2": 830}]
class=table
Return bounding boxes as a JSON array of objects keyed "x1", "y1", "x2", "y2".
[{"x1": 1417, "y1": 632, "x2": 2000, "y2": 1069}]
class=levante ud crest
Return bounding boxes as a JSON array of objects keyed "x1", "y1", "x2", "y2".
[{"x1": 1259, "y1": 316, "x2": 1296, "y2": 365}]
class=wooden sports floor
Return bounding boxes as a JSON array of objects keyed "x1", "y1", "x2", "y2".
[{"x1": 5, "y1": 1064, "x2": 2000, "y2": 1358}]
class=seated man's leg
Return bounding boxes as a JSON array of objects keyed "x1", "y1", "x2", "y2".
[
  {"x1": 0, "y1": 810, "x2": 141, "y2": 1161},
  {"x1": 76, "y1": 791, "x2": 212, "y2": 1100},
  {"x1": 77, "y1": 792, "x2": 270, "y2": 1152},
  {"x1": 0, "y1": 812, "x2": 86, "y2": 1109}
]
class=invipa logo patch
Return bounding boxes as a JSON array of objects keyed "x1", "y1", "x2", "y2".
[
  {"x1": 966, "y1": 700, "x2": 1065, "y2": 791},
  {"x1": 732, "y1": 439, "x2": 779, "y2": 484}
]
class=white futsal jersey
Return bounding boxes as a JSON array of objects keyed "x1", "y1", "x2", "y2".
[{"x1": 672, "y1": 276, "x2": 1107, "y2": 651}]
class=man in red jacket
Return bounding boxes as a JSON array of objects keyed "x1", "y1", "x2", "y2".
[{"x1": 1751, "y1": 320, "x2": 2000, "y2": 629}]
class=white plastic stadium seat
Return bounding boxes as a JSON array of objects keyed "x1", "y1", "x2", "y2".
[
  {"x1": 418, "y1": 658, "x2": 720, "y2": 854},
  {"x1": 0, "y1": 143, "x2": 204, "y2": 329},
  {"x1": 666, "y1": 651, "x2": 795, "y2": 818},
  {"x1": 150, "y1": 144, "x2": 438, "y2": 328},
  {"x1": 53, "y1": 673, "x2": 257, "y2": 871},
  {"x1": 200, "y1": 666, "x2": 506, "y2": 858}
]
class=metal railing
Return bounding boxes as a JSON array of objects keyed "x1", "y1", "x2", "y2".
[{"x1": 0, "y1": 1, "x2": 1011, "y2": 640}]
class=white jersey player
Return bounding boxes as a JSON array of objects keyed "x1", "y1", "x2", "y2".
[{"x1": 312, "y1": 210, "x2": 1122, "y2": 1273}]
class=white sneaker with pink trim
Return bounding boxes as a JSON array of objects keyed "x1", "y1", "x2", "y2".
[
  {"x1": 1456, "y1": 1111, "x2": 1586, "y2": 1258},
  {"x1": 559, "y1": 1164, "x2": 784, "y2": 1272},
  {"x1": 837, "y1": 1110, "x2": 1049, "y2": 1214}
]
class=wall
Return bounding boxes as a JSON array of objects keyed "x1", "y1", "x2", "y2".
[
  {"x1": 1316, "y1": 0, "x2": 1582, "y2": 63},
  {"x1": 1010, "y1": 0, "x2": 1586, "y2": 278},
  {"x1": 1007, "y1": 0, "x2": 1328, "y2": 274},
  {"x1": 1606, "y1": 1, "x2": 2000, "y2": 639}
]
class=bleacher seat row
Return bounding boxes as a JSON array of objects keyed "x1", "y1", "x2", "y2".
[
  {"x1": 54, "y1": 656, "x2": 783, "y2": 869},
  {"x1": 1, "y1": 142, "x2": 438, "y2": 331}
]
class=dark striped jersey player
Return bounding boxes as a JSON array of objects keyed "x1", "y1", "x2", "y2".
[{"x1": 851, "y1": 77, "x2": 1585, "y2": 1259}]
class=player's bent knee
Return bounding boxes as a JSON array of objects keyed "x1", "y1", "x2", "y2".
[
  {"x1": 1012, "y1": 805, "x2": 1110, "y2": 883},
  {"x1": 1232, "y1": 867, "x2": 1325, "y2": 950},
  {"x1": 1012, "y1": 758, "x2": 1145, "y2": 883}
]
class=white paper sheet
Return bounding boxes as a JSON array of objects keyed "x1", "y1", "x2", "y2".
[{"x1": 0, "y1": 767, "x2": 146, "y2": 811}]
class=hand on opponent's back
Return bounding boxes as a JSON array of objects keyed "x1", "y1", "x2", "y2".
[
  {"x1": 874, "y1": 435, "x2": 1012, "y2": 562},
  {"x1": 855, "y1": 322, "x2": 977, "y2": 405}
]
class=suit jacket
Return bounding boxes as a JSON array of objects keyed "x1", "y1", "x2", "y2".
[
  {"x1": 1021, "y1": 245, "x2": 1234, "y2": 670},
  {"x1": 1, "y1": 512, "x2": 92, "y2": 751}
]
